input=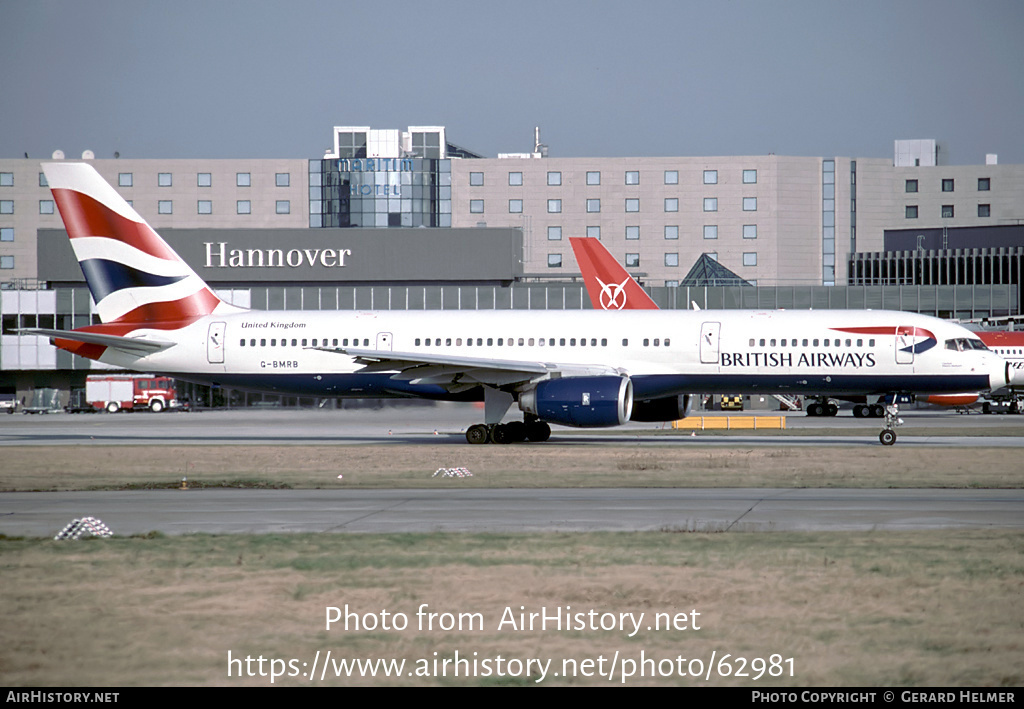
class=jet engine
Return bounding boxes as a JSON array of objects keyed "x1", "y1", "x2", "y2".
[
  {"x1": 519, "y1": 376, "x2": 633, "y2": 427},
  {"x1": 629, "y1": 394, "x2": 693, "y2": 422}
]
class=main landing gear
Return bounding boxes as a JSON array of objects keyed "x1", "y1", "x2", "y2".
[
  {"x1": 879, "y1": 403, "x2": 903, "y2": 446},
  {"x1": 466, "y1": 419, "x2": 552, "y2": 444},
  {"x1": 466, "y1": 386, "x2": 552, "y2": 444}
]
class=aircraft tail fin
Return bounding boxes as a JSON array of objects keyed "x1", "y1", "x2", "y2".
[
  {"x1": 569, "y1": 237, "x2": 659, "y2": 310},
  {"x1": 42, "y1": 162, "x2": 243, "y2": 325}
]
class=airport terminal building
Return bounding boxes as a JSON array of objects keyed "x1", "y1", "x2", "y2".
[{"x1": 1, "y1": 126, "x2": 1021, "y2": 398}]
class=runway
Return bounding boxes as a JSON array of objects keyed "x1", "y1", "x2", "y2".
[
  {"x1": 2, "y1": 487, "x2": 1023, "y2": 537},
  {"x1": 2, "y1": 407, "x2": 1022, "y2": 537},
  {"x1": 2, "y1": 404, "x2": 1023, "y2": 447}
]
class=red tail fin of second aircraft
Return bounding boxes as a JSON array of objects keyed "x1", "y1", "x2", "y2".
[{"x1": 569, "y1": 237, "x2": 659, "y2": 310}]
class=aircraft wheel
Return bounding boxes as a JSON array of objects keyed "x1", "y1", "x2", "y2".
[
  {"x1": 806, "y1": 403, "x2": 820, "y2": 417},
  {"x1": 879, "y1": 429, "x2": 897, "y2": 446},
  {"x1": 504, "y1": 421, "x2": 527, "y2": 443},
  {"x1": 489, "y1": 424, "x2": 510, "y2": 444},
  {"x1": 466, "y1": 424, "x2": 489, "y2": 445},
  {"x1": 853, "y1": 405, "x2": 866, "y2": 418},
  {"x1": 106, "y1": 402, "x2": 119, "y2": 414},
  {"x1": 870, "y1": 404, "x2": 885, "y2": 418},
  {"x1": 526, "y1": 421, "x2": 551, "y2": 442},
  {"x1": 149, "y1": 399, "x2": 164, "y2": 413},
  {"x1": 982, "y1": 402, "x2": 992, "y2": 415},
  {"x1": 826, "y1": 403, "x2": 839, "y2": 416}
]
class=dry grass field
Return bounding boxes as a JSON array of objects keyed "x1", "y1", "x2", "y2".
[{"x1": 1, "y1": 443, "x2": 1023, "y2": 491}]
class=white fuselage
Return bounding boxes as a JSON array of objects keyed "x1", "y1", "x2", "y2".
[{"x1": 94, "y1": 308, "x2": 1008, "y2": 400}]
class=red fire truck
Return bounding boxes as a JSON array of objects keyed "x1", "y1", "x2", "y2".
[{"x1": 85, "y1": 374, "x2": 179, "y2": 413}]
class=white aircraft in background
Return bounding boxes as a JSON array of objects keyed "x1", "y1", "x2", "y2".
[
  {"x1": 23, "y1": 163, "x2": 1012, "y2": 445},
  {"x1": 569, "y1": 236, "x2": 1024, "y2": 420}
]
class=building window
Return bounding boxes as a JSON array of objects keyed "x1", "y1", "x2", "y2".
[
  {"x1": 0, "y1": 200, "x2": 13, "y2": 214},
  {"x1": 665, "y1": 198, "x2": 678, "y2": 212},
  {"x1": 978, "y1": 177, "x2": 990, "y2": 191},
  {"x1": 665, "y1": 253, "x2": 679, "y2": 267},
  {"x1": 158, "y1": 173, "x2": 172, "y2": 187},
  {"x1": 665, "y1": 225, "x2": 678, "y2": 240},
  {"x1": 586, "y1": 226, "x2": 600, "y2": 238},
  {"x1": 978, "y1": 204, "x2": 991, "y2": 218},
  {"x1": 0, "y1": 172, "x2": 12, "y2": 186},
  {"x1": 704, "y1": 225, "x2": 718, "y2": 239},
  {"x1": 195, "y1": 173, "x2": 210, "y2": 187},
  {"x1": 548, "y1": 226, "x2": 562, "y2": 241},
  {"x1": 625, "y1": 198, "x2": 639, "y2": 213},
  {"x1": 587, "y1": 171, "x2": 601, "y2": 185},
  {"x1": 625, "y1": 171, "x2": 640, "y2": 185},
  {"x1": 237, "y1": 200, "x2": 251, "y2": 215},
  {"x1": 470, "y1": 199, "x2": 484, "y2": 214},
  {"x1": 276, "y1": 200, "x2": 290, "y2": 214},
  {"x1": 509, "y1": 199, "x2": 523, "y2": 213},
  {"x1": 942, "y1": 178, "x2": 954, "y2": 192},
  {"x1": 665, "y1": 280, "x2": 679, "y2": 287},
  {"x1": 626, "y1": 226, "x2": 640, "y2": 240},
  {"x1": 1, "y1": 227, "x2": 13, "y2": 241},
  {"x1": 118, "y1": 173, "x2": 133, "y2": 187},
  {"x1": 547, "y1": 199, "x2": 561, "y2": 213},
  {"x1": 625, "y1": 253, "x2": 640, "y2": 268},
  {"x1": 664, "y1": 170, "x2": 678, "y2": 185},
  {"x1": 0, "y1": 255, "x2": 14, "y2": 269},
  {"x1": 941, "y1": 205, "x2": 954, "y2": 218},
  {"x1": 198, "y1": 200, "x2": 212, "y2": 214},
  {"x1": 743, "y1": 169, "x2": 757, "y2": 184},
  {"x1": 587, "y1": 199, "x2": 601, "y2": 213},
  {"x1": 905, "y1": 179, "x2": 918, "y2": 193},
  {"x1": 906, "y1": 205, "x2": 918, "y2": 219},
  {"x1": 470, "y1": 172, "x2": 484, "y2": 186},
  {"x1": 509, "y1": 172, "x2": 523, "y2": 186},
  {"x1": 743, "y1": 224, "x2": 757, "y2": 239},
  {"x1": 158, "y1": 200, "x2": 172, "y2": 214},
  {"x1": 743, "y1": 252, "x2": 758, "y2": 266},
  {"x1": 237, "y1": 173, "x2": 251, "y2": 187},
  {"x1": 703, "y1": 170, "x2": 718, "y2": 184},
  {"x1": 548, "y1": 253, "x2": 562, "y2": 268},
  {"x1": 703, "y1": 197, "x2": 717, "y2": 212},
  {"x1": 547, "y1": 171, "x2": 561, "y2": 186},
  {"x1": 276, "y1": 173, "x2": 290, "y2": 187},
  {"x1": 39, "y1": 200, "x2": 54, "y2": 214},
  {"x1": 743, "y1": 197, "x2": 757, "y2": 211}
]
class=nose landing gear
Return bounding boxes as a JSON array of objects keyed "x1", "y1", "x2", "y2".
[{"x1": 879, "y1": 403, "x2": 904, "y2": 446}]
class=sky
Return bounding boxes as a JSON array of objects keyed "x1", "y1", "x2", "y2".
[{"x1": 2, "y1": 0, "x2": 1023, "y2": 164}]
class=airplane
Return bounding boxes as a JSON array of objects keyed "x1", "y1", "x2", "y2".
[
  {"x1": 928, "y1": 331, "x2": 1024, "y2": 414},
  {"x1": 570, "y1": 237, "x2": 1024, "y2": 420},
  {"x1": 21, "y1": 163, "x2": 1014, "y2": 446}
]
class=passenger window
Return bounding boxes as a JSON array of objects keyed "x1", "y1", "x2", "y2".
[
  {"x1": 250, "y1": 339, "x2": 256, "y2": 346},
  {"x1": 261, "y1": 339, "x2": 266, "y2": 347},
  {"x1": 770, "y1": 339, "x2": 776, "y2": 347},
  {"x1": 622, "y1": 339, "x2": 628, "y2": 346},
  {"x1": 529, "y1": 338, "x2": 535, "y2": 346},
  {"x1": 602, "y1": 338, "x2": 608, "y2": 346},
  {"x1": 643, "y1": 339, "x2": 649, "y2": 347},
  {"x1": 240, "y1": 339, "x2": 245, "y2": 346},
  {"x1": 654, "y1": 338, "x2": 660, "y2": 346}
]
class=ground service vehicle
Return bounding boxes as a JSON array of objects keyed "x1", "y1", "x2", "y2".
[{"x1": 85, "y1": 374, "x2": 178, "y2": 413}]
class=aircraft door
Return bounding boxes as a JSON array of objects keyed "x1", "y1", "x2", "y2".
[
  {"x1": 207, "y1": 322, "x2": 226, "y2": 364},
  {"x1": 699, "y1": 322, "x2": 721, "y2": 364},
  {"x1": 376, "y1": 332, "x2": 393, "y2": 351},
  {"x1": 895, "y1": 326, "x2": 914, "y2": 365}
]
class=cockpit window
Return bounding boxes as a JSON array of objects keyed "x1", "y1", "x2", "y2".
[{"x1": 945, "y1": 338, "x2": 990, "y2": 352}]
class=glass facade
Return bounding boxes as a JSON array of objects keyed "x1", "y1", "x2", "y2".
[{"x1": 309, "y1": 157, "x2": 452, "y2": 228}]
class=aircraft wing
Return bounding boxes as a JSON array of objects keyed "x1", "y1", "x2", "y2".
[
  {"x1": 312, "y1": 346, "x2": 623, "y2": 389},
  {"x1": 17, "y1": 328, "x2": 175, "y2": 357}
]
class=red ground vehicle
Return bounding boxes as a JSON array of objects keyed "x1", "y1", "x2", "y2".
[{"x1": 85, "y1": 374, "x2": 179, "y2": 413}]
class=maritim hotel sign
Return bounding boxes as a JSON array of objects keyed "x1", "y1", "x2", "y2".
[{"x1": 38, "y1": 227, "x2": 522, "y2": 285}]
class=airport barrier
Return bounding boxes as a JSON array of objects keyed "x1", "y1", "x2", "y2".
[{"x1": 671, "y1": 415, "x2": 787, "y2": 431}]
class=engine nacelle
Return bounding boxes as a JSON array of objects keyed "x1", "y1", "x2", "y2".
[
  {"x1": 519, "y1": 376, "x2": 633, "y2": 428},
  {"x1": 630, "y1": 394, "x2": 693, "y2": 422}
]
